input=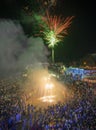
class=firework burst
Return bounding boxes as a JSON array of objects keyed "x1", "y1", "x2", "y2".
[
  {"x1": 40, "y1": 11, "x2": 74, "y2": 63},
  {"x1": 42, "y1": 11, "x2": 74, "y2": 43}
]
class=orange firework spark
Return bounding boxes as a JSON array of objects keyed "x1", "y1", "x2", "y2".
[{"x1": 42, "y1": 11, "x2": 74, "y2": 39}]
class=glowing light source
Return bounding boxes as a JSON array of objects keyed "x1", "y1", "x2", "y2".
[
  {"x1": 45, "y1": 83, "x2": 54, "y2": 89},
  {"x1": 43, "y1": 30, "x2": 59, "y2": 48},
  {"x1": 41, "y1": 11, "x2": 74, "y2": 63},
  {"x1": 39, "y1": 95, "x2": 56, "y2": 103}
]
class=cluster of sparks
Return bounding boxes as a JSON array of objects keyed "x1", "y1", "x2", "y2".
[{"x1": 41, "y1": 11, "x2": 74, "y2": 48}]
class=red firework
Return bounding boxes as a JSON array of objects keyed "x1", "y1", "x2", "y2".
[{"x1": 41, "y1": 11, "x2": 74, "y2": 38}]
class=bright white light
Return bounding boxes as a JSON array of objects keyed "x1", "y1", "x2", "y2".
[
  {"x1": 39, "y1": 95, "x2": 56, "y2": 103},
  {"x1": 45, "y1": 83, "x2": 54, "y2": 89}
]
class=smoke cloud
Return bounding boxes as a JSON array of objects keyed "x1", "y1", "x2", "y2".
[{"x1": 0, "y1": 20, "x2": 49, "y2": 77}]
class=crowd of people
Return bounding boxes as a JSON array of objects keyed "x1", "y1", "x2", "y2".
[{"x1": 0, "y1": 69, "x2": 96, "y2": 130}]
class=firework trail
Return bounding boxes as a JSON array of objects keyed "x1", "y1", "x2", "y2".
[{"x1": 41, "y1": 11, "x2": 74, "y2": 42}]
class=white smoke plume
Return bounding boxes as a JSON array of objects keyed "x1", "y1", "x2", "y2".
[{"x1": 0, "y1": 20, "x2": 49, "y2": 77}]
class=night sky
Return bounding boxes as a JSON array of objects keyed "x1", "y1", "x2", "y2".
[{"x1": 0, "y1": 0, "x2": 96, "y2": 63}]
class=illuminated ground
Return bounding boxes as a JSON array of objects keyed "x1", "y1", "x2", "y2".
[
  {"x1": 22, "y1": 69, "x2": 74, "y2": 108},
  {"x1": 25, "y1": 80, "x2": 73, "y2": 108}
]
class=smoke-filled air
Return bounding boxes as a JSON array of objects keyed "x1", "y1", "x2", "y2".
[{"x1": 0, "y1": 20, "x2": 48, "y2": 77}]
